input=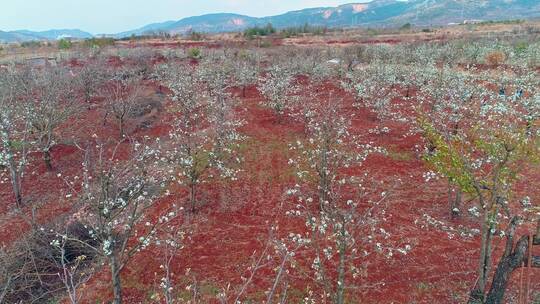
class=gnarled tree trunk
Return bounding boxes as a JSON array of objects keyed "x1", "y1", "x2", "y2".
[
  {"x1": 484, "y1": 217, "x2": 540, "y2": 304},
  {"x1": 486, "y1": 235, "x2": 539, "y2": 304}
]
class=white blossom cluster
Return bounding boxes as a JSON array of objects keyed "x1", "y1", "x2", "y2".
[
  {"x1": 422, "y1": 171, "x2": 439, "y2": 182},
  {"x1": 341, "y1": 62, "x2": 410, "y2": 121},
  {"x1": 368, "y1": 126, "x2": 391, "y2": 135},
  {"x1": 415, "y1": 214, "x2": 479, "y2": 239},
  {"x1": 157, "y1": 62, "x2": 245, "y2": 211},
  {"x1": 257, "y1": 64, "x2": 299, "y2": 117}
]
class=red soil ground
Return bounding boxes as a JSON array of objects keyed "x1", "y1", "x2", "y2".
[{"x1": 0, "y1": 56, "x2": 538, "y2": 304}]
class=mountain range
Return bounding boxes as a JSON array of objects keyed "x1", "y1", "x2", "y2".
[
  {"x1": 0, "y1": 29, "x2": 93, "y2": 43},
  {"x1": 1, "y1": 0, "x2": 539, "y2": 43}
]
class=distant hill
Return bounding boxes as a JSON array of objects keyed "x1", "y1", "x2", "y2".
[
  {"x1": 0, "y1": 29, "x2": 93, "y2": 43},
  {"x1": 113, "y1": 21, "x2": 177, "y2": 38},
  {"x1": 389, "y1": 0, "x2": 540, "y2": 26},
  {"x1": 0, "y1": 31, "x2": 37, "y2": 43},
  {"x1": 113, "y1": 0, "x2": 540, "y2": 37},
  {"x1": 113, "y1": 13, "x2": 259, "y2": 38},
  {"x1": 2, "y1": 0, "x2": 539, "y2": 42}
]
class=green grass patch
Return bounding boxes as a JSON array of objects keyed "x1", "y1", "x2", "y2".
[{"x1": 387, "y1": 148, "x2": 414, "y2": 162}]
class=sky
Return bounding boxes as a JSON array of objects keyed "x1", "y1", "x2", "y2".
[{"x1": 1, "y1": 0, "x2": 367, "y2": 34}]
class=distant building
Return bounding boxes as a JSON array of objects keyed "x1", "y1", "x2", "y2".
[
  {"x1": 57, "y1": 34, "x2": 72, "y2": 40},
  {"x1": 463, "y1": 20, "x2": 484, "y2": 24}
]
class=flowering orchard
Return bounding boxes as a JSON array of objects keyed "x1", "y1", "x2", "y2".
[{"x1": 0, "y1": 32, "x2": 539, "y2": 304}]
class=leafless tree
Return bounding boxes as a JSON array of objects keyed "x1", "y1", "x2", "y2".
[
  {"x1": 0, "y1": 65, "x2": 33, "y2": 206},
  {"x1": 25, "y1": 66, "x2": 80, "y2": 170},
  {"x1": 0, "y1": 247, "x2": 13, "y2": 303},
  {"x1": 217, "y1": 227, "x2": 303, "y2": 304},
  {"x1": 76, "y1": 58, "x2": 107, "y2": 105},
  {"x1": 0, "y1": 221, "x2": 95, "y2": 304},
  {"x1": 233, "y1": 55, "x2": 260, "y2": 97},
  {"x1": 59, "y1": 138, "x2": 166, "y2": 304},
  {"x1": 123, "y1": 47, "x2": 156, "y2": 80},
  {"x1": 50, "y1": 228, "x2": 94, "y2": 304},
  {"x1": 104, "y1": 69, "x2": 143, "y2": 139},
  {"x1": 158, "y1": 63, "x2": 243, "y2": 212}
]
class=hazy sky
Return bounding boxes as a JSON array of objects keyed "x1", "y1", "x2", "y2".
[{"x1": 1, "y1": 0, "x2": 365, "y2": 34}]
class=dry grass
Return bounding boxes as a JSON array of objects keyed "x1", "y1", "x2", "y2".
[{"x1": 485, "y1": 51, "x2": 507, "y2": 66}]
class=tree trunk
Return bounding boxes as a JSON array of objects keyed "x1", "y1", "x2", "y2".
[
  {"x1": 534, "y1": 218, "x2": 540, "y2": 241},
  {"x1": 469, "y1": 208, "x2": 490, "y2": 304},
  {"x1": 276, "y1": 109, "x2": 283, "y2": 124},
  {"x1": 9, "y1": 165, "x2": 22, "y2": 207},
  {"x1": 110, "y1": 255, "x2": 123, "y2": 304},
  {"x1": 481, "y1": 216, "x2": 540, "y2": 304},
  {"x1": 485, "y1": 226, "x2": 494, "y2": 286},
  {"x1": 43, "y1": 149, "x2": 53, "y2": 171},
  {"x1": 485, "y1": 235, "x2": 528, "y2": 304},
  {"x1": 190, "y1": 182, "x2": 196, "y2": 213},
  {"x1": 448, "y1": 184, "x2": 462, "y2": 219},
  {"x1": 452, "y1": 189, "x2": 462, "y2": 218},
  {"x1": 119, "y1": 119, "x2": 125, "y2": 139}
]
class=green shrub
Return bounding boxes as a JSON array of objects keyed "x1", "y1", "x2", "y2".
[
  {"x1": 83, "y1": 37, "x2": 115, "y2": 48},
  {"x1": 244, "y1": 23, "x2": 275, "y2": 39},
  {"x1": 57, "y1": 38, "x2": 72, "y2": 50},
  {"x1": 187, "y1": 47, "x2": 201, "y2": 59},
  {"x1": 20, "y1": 40, "x2": 41, "y2": 48},
  {"x1": 189, "y1": 31, "x2": 205, "y2": 41},
  {"x1": 514, "y1": 41, "x2": 528, "y2": 54},
  {"x1": 280, "y1": 23, "x2": 328, "y2": 38},
  {"x1": 477, "y1": 19, "x2": 524, "y2": 26}
]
